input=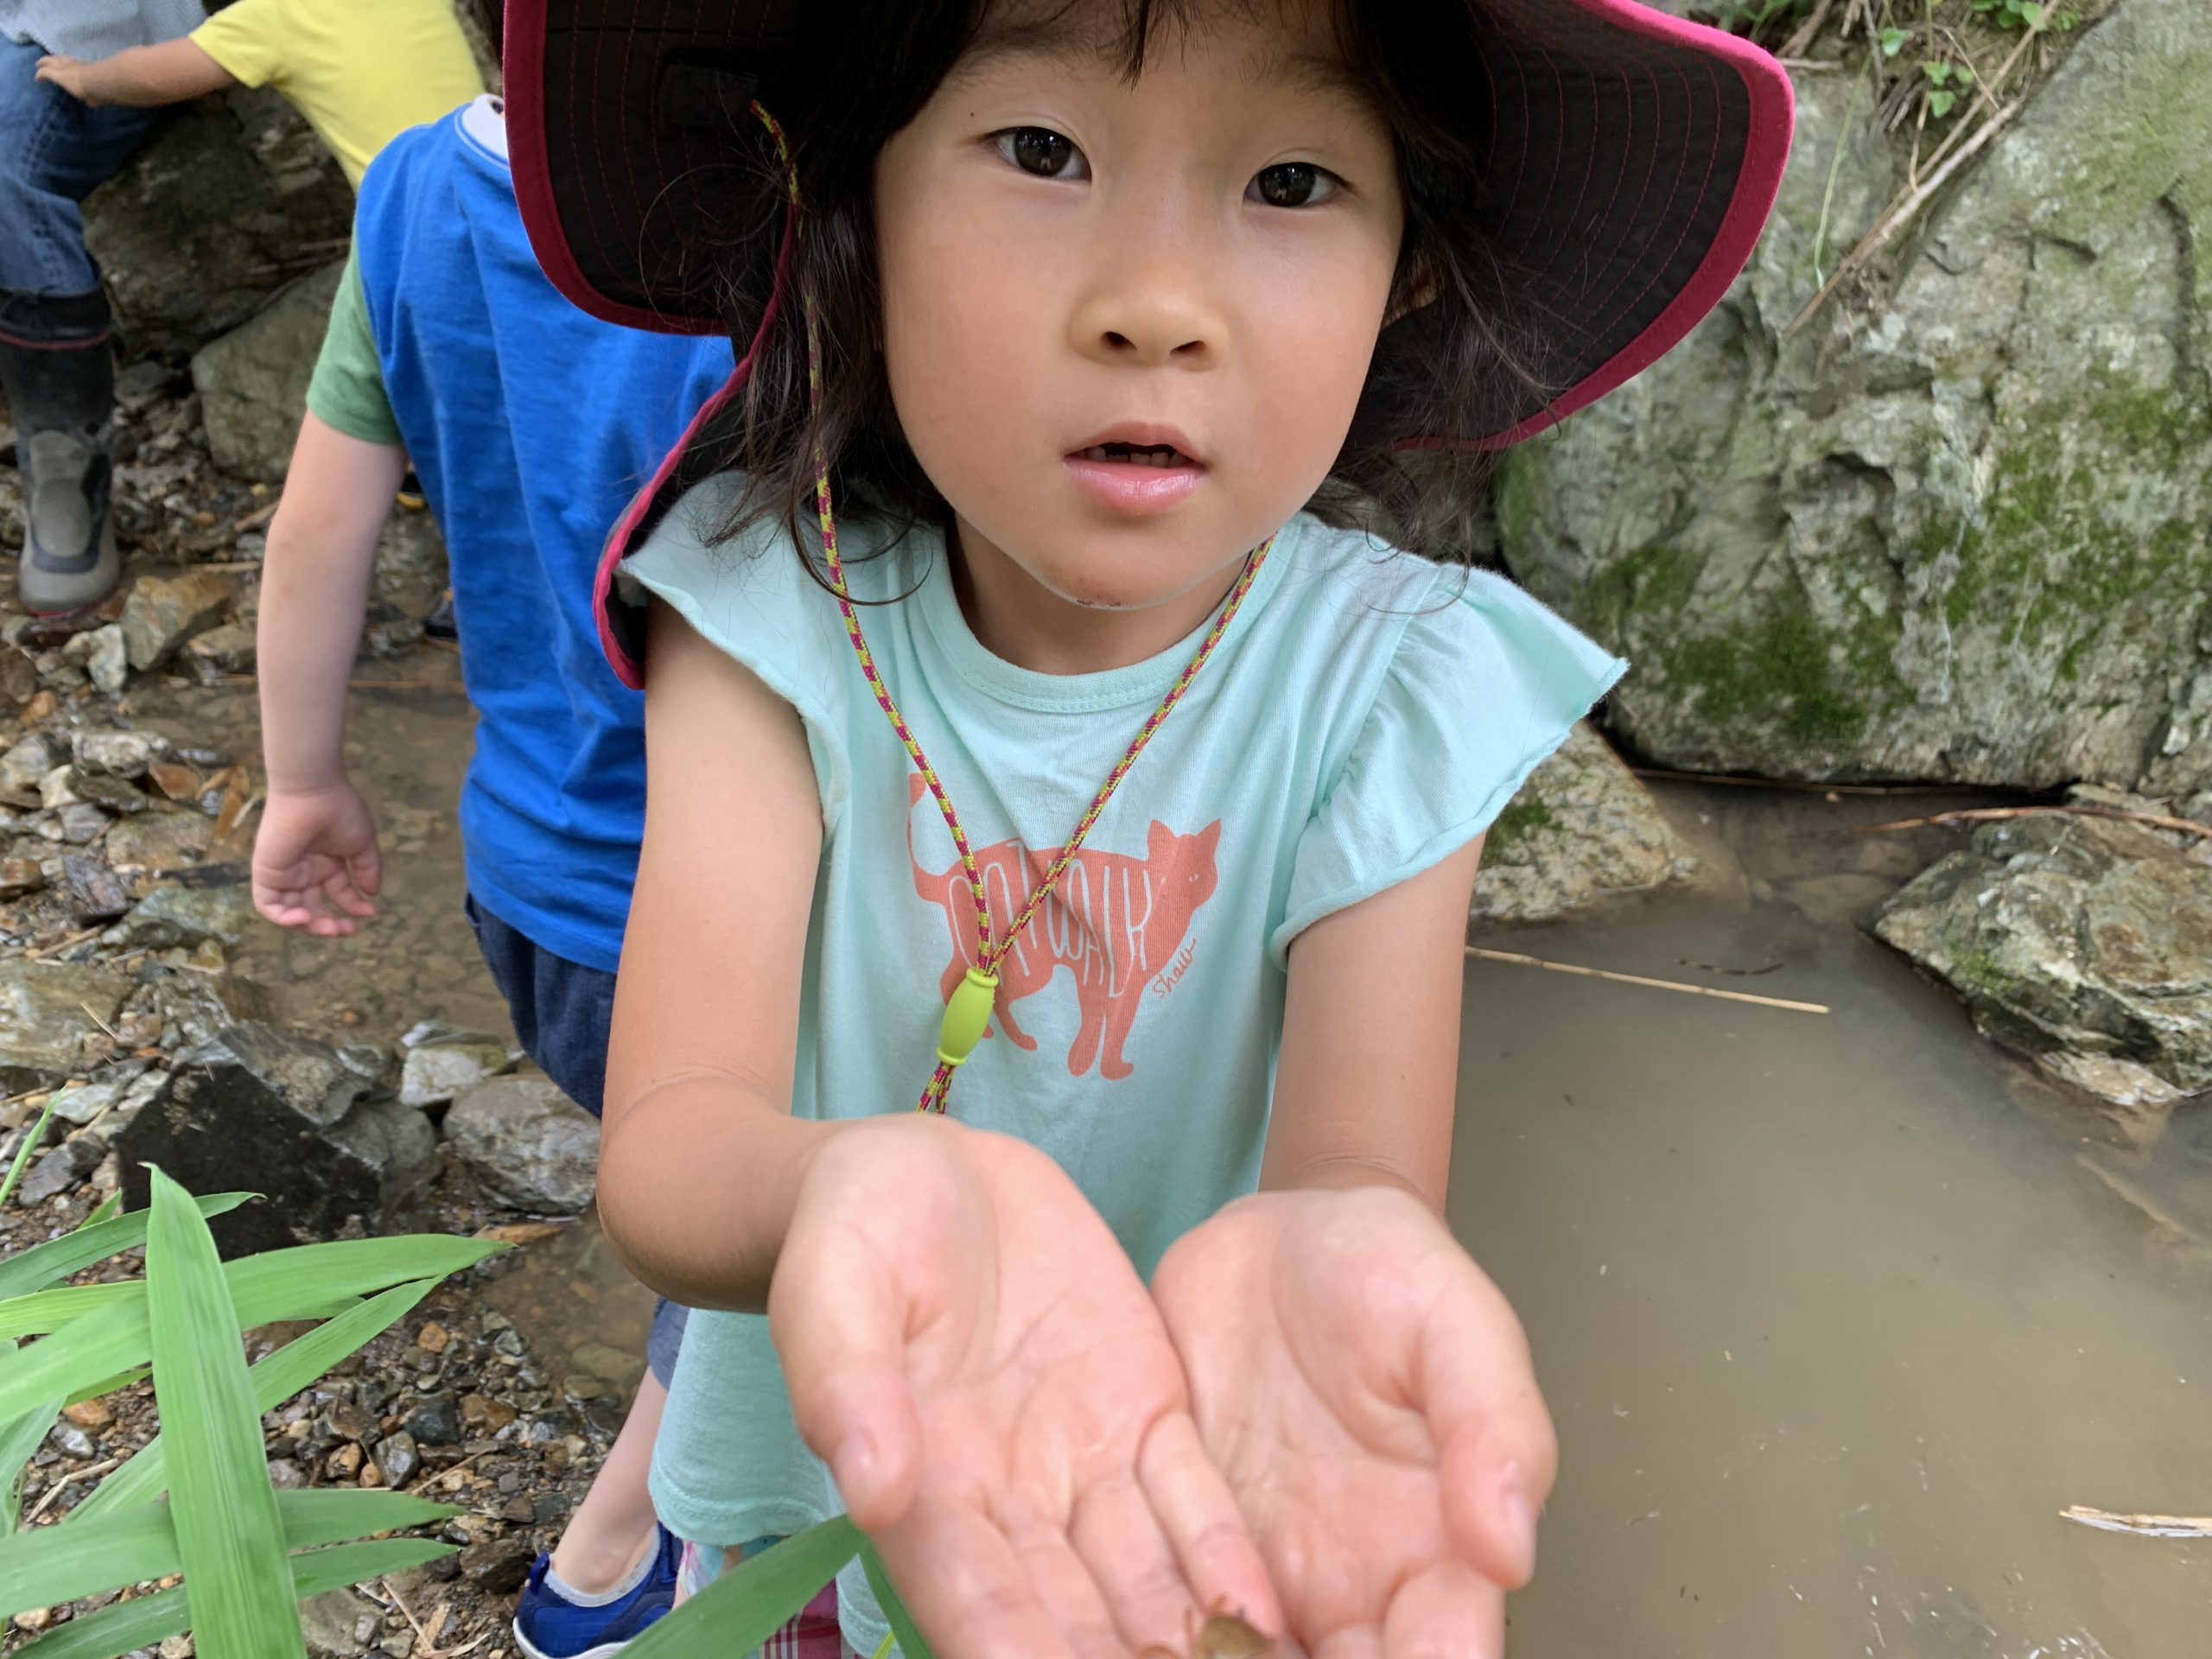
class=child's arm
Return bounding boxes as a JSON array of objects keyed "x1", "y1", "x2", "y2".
[
  {"x1": 1150, "y1": 842, "x2": 1558, "y2": 1658},
  {"x1": 602, "y1": 601, "x2": 1276, "y2": 1658},
  {"x1": 34, "y1": 41, "x2": 237, "y2": 109},
  {"x1": 250, "y1": 413, "x2": 403, "y2": 936}
]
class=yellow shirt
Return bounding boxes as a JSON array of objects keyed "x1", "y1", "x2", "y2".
[{"x1": 190, "y1": 0, "x2": 484, "y2": 188}]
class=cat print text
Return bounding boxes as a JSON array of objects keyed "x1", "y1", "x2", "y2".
[{"x1": 907, "y1": 777, "x2": 1223, "y2": 1080}]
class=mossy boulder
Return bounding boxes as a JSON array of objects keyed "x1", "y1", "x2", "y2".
[
  {"x1": 1472, "y1": 722, "x2": 1692, "y2": 922},
  {"x1": 1500, "y1": 0, "x2": 2212, "y2": 793},
  {"x1": 1872, "y1": 813, "x2": 2212, "y2": 1117}
]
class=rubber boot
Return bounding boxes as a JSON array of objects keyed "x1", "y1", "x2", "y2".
[{"x1": 0, "y1": 289, "x2": 122, "y2": 615}]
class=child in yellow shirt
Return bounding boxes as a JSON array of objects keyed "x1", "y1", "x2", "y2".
[{"x1": 35, "y1": 0, "x2": 481, "y2": 187}]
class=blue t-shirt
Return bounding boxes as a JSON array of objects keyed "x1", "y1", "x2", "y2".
[
  {"x1": 614, "y1": 477, "x2": 1627, "y2": 1653},
  {"x1": 350, "y1": 99, "x2": 734, "y2": 971}
]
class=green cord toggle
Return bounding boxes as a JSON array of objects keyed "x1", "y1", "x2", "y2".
[{"x1": 936, "y1": 966, "x2": 1000, "y2": 1069}]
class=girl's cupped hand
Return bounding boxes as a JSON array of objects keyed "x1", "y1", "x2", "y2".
[
  {"x1": 1151, "y1": 1187, "x2": 1557, "y2": 1659},
  {"x1": 770, "y1": 1116, "x2": 1280, "y2": 1659}
]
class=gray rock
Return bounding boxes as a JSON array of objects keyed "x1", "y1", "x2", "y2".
[
  {"x1": 191, "y1": 260, "x2": 345, "y2": 484},
  {"x1": 48, "y1": 1070, "x2": 135, "y2": 1127},
  {"x1": 70, "y1": 771, "x2": 147, "y2": 816},
  {"x1": 47, "y1": 1421, "x2": 96, "y2": 1459},
  {"x1": 86, "y1": 626, "x2": 129, "y2": 696},
  {"x1": 62, "y1": 855, "x2": 130, "y2": 921},
  {"x1": 58, "y1": 803, "x2": 113, "y2": 844},
  {"x1": 1872, "y1": 814, "x2": 2212, "y2": 1116},
  {"x1": 444, "y1": 1075, "x2": 599, "y2": 1215},
  {"x1": 82, "y1": 88, "x2": 352, "y2": 357},
  {"x1": 18, "y1": 1136, "x2": 103, "y2": 1205},
  {"x1": 456, "y1": 1535, "x2": 533, "y2": 1595},
  {"x1": 0, "y1": 961, "x2": 134, "y2": 1087},
  {"x1": 1472, "y1": 722, "x2": 1693, "y2": 923},
  {"x1": 115, "y1": 1023, "x2": 438, "y2": 1253},
  {"x1": 74, "y1": 729, "x2": 168, "y2": 779},
  {"x1": 122, "y1": 883, "x2": 258, "y2": 949},
  {"x1": 113, "y1": 360, "x2": 173, "y2": 415},
  {"x1": 1500, "y1": 1, "x2": 2212, "y2": 796},
  {"x1": 105, "y1": 810, "x2": 214, "y2": 874},
  {"x1": 0, "y1": 734, "x2": 60, "y2": 807},
  {"x1": 121, "y1": 570, "x2": 239, "y2": 672},
  {"x1": 182, "y1": 620, "x2": 257, "y2": 679},
  {"x1": 372, "y1": 1429, "x2": 420, "y2": 1487},
  {"x1": 296, "y1": 1586, "x2": 377, "y2": 1659},
  {"x1": 401, "y1": 1393, "x2": 461, "y2": 1446},
  {"x1": 37, "y1": 766, "x2": 79, "y2": 811},
  {"x1": 398, "y1": 1031, "x2": 513, "y2": 1109}
]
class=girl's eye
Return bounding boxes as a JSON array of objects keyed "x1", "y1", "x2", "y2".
[
  {"x1": 995, "y1": 127, "x2": 1087, "y2": 181},
  {"x1": 1250, "y1": 162, "x2": 1338, "y2": 208}
]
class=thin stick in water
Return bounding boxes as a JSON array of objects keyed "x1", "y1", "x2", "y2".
[
  {"x1": 1465, "y1": 947, "x2": 1831, "y2": 1014},
  {"x1": 2061, "y1": 1505, "x2": 2212, "y2": 1539}
]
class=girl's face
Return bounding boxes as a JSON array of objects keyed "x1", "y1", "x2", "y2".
[{"x1": 874, "y1": 0, "x2": 1405, "y2": 664}]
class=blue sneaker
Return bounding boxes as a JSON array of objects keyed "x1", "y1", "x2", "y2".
[{"x1": 512, "y1": 1526, "x2": 681, "y2": 1659}]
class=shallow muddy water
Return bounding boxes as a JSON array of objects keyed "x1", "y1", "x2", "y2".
[
  {"x1": 1465, "y1": 785, "x2": 2212, "y2": 1658},
  {"x1": 182, "y1": 658, "x2": 2211, "y2": 1656}
]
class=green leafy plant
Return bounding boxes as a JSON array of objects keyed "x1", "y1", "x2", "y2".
[
  {"x1": 1919, "y1": 56, "x2": 1977, "y2": 117},
  {"x1": 0, "y1": 1176, "x2": 937, "y2": 1658}
]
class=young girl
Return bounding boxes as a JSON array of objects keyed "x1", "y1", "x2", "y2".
[{"x1": 507, "y1": 1, "x2": 1791, "y2": 1654}]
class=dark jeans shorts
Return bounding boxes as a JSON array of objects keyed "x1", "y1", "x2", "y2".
[{"x1": 466, "y1": 893, "x2": 686, "y2": 1388}]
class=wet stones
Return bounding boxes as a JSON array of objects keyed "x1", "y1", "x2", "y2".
[
  {"x1": 73, "y1": 729, "x2": 168, "y2": 779},
  {"x1": 62, "y1": 855, "x2": 131, "y2": 922},
  {"x1": 1472, "y1": 722, "x2": 1694, "y2": 924},
  {"x1": 120, "y1": 883, "x2": 258, "y2": 950},
  {"x1": 0, "y1": 734, "x2": 61, "y2": 807},
  {"x1": 0, "y1": 960, "x2": 136, "y2": 1088},
  {"x1": 121, "y1": 570, "x2": 240, "y2": 672},
  {"x1": 114, "y1": 1021, "x2": 438, "y2": 1252},
  {"x1": 16, "y1": 1136, "x2": 103, "y2": 1205},
  {"x1": 1874, "y1": 814, "x2": 2212, "y2": 1125},
  {"x1": 398, "y1": 1026, "x2": 515, "y2": 1109},
  {"x1": 443, "y1": 1077, "x2": 599, "y2": 1216},
  {"x1": 105, "y1": 810, "x2": 215, "y2": 874}
]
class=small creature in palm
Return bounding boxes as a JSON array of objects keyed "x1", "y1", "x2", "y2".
[{"x1": 1141, "y1": 1603, "x2": 1275, "y2": 1659}]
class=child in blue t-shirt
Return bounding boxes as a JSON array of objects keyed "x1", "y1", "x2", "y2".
[
  {"x1": 506, "y1": 0, "x2": 1794, "y2": 1654},
  {"x1": 248, "y1": 80, "x2": 732, "y2": 1659}
]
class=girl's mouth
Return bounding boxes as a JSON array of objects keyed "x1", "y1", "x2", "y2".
[
  {"x1": 1073, "y1": 442, "x2": 1196, "y2": 468},
  {"x1": 1065, "y1": 434, "x2": 1206, "y2": 514}
]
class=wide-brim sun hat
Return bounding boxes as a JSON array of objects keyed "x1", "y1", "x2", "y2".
[{"x1": 507, "y1": 0, "x2": 1795, "y2": 449}]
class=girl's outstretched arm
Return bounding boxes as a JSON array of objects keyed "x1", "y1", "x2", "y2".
[
  {"x1": 1153, "y1": 839, "x2": 1560, "y2": 1659},
  {"x1": 603, "y1": 601, "x2": 1275, "y2": 1658},
  {"x1": 34, "y1": 41, "x2": 236, "y2": 108}
]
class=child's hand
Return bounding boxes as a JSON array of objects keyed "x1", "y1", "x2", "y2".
[
  {"x1": 33, "y1": 56, "x2": 99, "y2": 105},
  {"x1": 251, "y1": 783, "x2": 382, "y2": 936},
  {"x1": 771, "y1": 1116, "x2": 1279, "y2": 1659},
  {"x1": 1152, "y1": 1187, "x2": 1557, "y2": 1659}
]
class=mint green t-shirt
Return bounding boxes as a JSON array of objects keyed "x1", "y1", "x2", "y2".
[{"x1": 619, "y1": 475, "x2": 1626, "y2": 1653}]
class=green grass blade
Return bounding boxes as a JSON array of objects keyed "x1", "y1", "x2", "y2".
[
  {"x1": 0, "y1": 1096, "x2": 60, "y2": 1215},
  {"x1": 8, "y1": 1537, "x2": 456, "y2": 1659},
  {"x1": 143, "y1": 1166, "x2": 302, "y2": 1657},
  {"x1": 0, "y1": 1384, "x2": 59, "y2": 1537},
  {"x1": 79, "y1": 1192, "x2": 123, "y2": 1228},
  {"x1": 860, "y1": 1541, "x2": 937, "y2": 1659},
  {"x1": 620, "y1": 1516, "x2": 862, "y2": 1659},
  {"x1": 66, "y1": 1368, "x2": 148, "y2": 1408},
  {"x1": 0, "y1": 1488, "x2": 459, "y2": 1612},
  {"x1": 0, "y1": 1235, "x2": 501, "y2": 1415},
  {"x1": 0, "y1": 1195, "x2": 254, "y2": 1301},
  {"x1": 75, "y1": 1281, "x2": 439, "y2": 1522}
]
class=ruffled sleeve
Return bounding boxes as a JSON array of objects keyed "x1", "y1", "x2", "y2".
[{"x1": 1271, "y1": 567, "x2": 1626, "y2": 960}]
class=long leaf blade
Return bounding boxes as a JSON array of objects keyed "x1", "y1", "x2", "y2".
[
  {"x1": 620, "y1": 1516, "x2": 863, "y2": 1659},
  {"x1": 0, "y1": 1235, "x2": 502, "y2": 1417},
  {"x1": 0, "y1": 1363, "x2": 57, "y2": 1538},
  {"x1": 0, "y1": 1487, "x2": 459, "y2": 1612},
  {"x1": 144, "y1": 1166, "x2": 302, "y2": 1656},
  {"x1": 75, "y1": 1281, "x2": 439, "y2": 1522},
  {"x1": 861, "y1": 1541, "x2": 937, "y2": 1659},
  {"x1": 9, "y1": 1537, "x2": 455, "y2": 1659},
  {"x1": 0, "y1": 1195, "x2": 254, "y2": 1301}
]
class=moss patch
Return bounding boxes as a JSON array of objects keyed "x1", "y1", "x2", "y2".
[{"x1": 1485, "y1": 796, "x2": 1558, "y2": 860}]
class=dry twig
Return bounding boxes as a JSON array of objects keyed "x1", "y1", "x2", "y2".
[
  {"x1": 2061, "y1": 1505, "x2": 2212, "y2": 1539},
  {"x1": 1859, "y1": 803, "x2": 2212, "y2": 841},
  {"x1": 24, "y1": 1455, "x2": 125, "y2": 1522},
  {"x1": 1465, "y1": 947, "x2": 1831, "y2": 1014}
]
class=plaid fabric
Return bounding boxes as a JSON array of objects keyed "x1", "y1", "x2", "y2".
[{"x1": 677, "y1": 1543, "x2": 855, "y2": 1657}]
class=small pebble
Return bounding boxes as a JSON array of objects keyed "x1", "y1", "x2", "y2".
[
  {"x1": 416, "y1": 1322, "x2": 450, "y2": 1355},
  {"x1": 63, "y1": 1397, "x2": 113, "y2": 1428},
  {"x1": 48, "y1": 1422, "x2": 97, "y2": 1459}
]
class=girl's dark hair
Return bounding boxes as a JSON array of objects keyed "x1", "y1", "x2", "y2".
[{"x1": 676, "y1": 0, "x2": 1548, "y2": 569}]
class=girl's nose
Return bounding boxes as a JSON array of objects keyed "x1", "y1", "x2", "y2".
[{"x1": 1069, "y1": 207, "x2": 1226, "y2": 369}]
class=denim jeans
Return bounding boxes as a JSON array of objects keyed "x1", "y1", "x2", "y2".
[
  {"x1": 465, "y1": 892, "x2": 688, "y2": 1387},
  {"x1": 0, "y1": 35, "x2": 157, "y2": 327}
]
